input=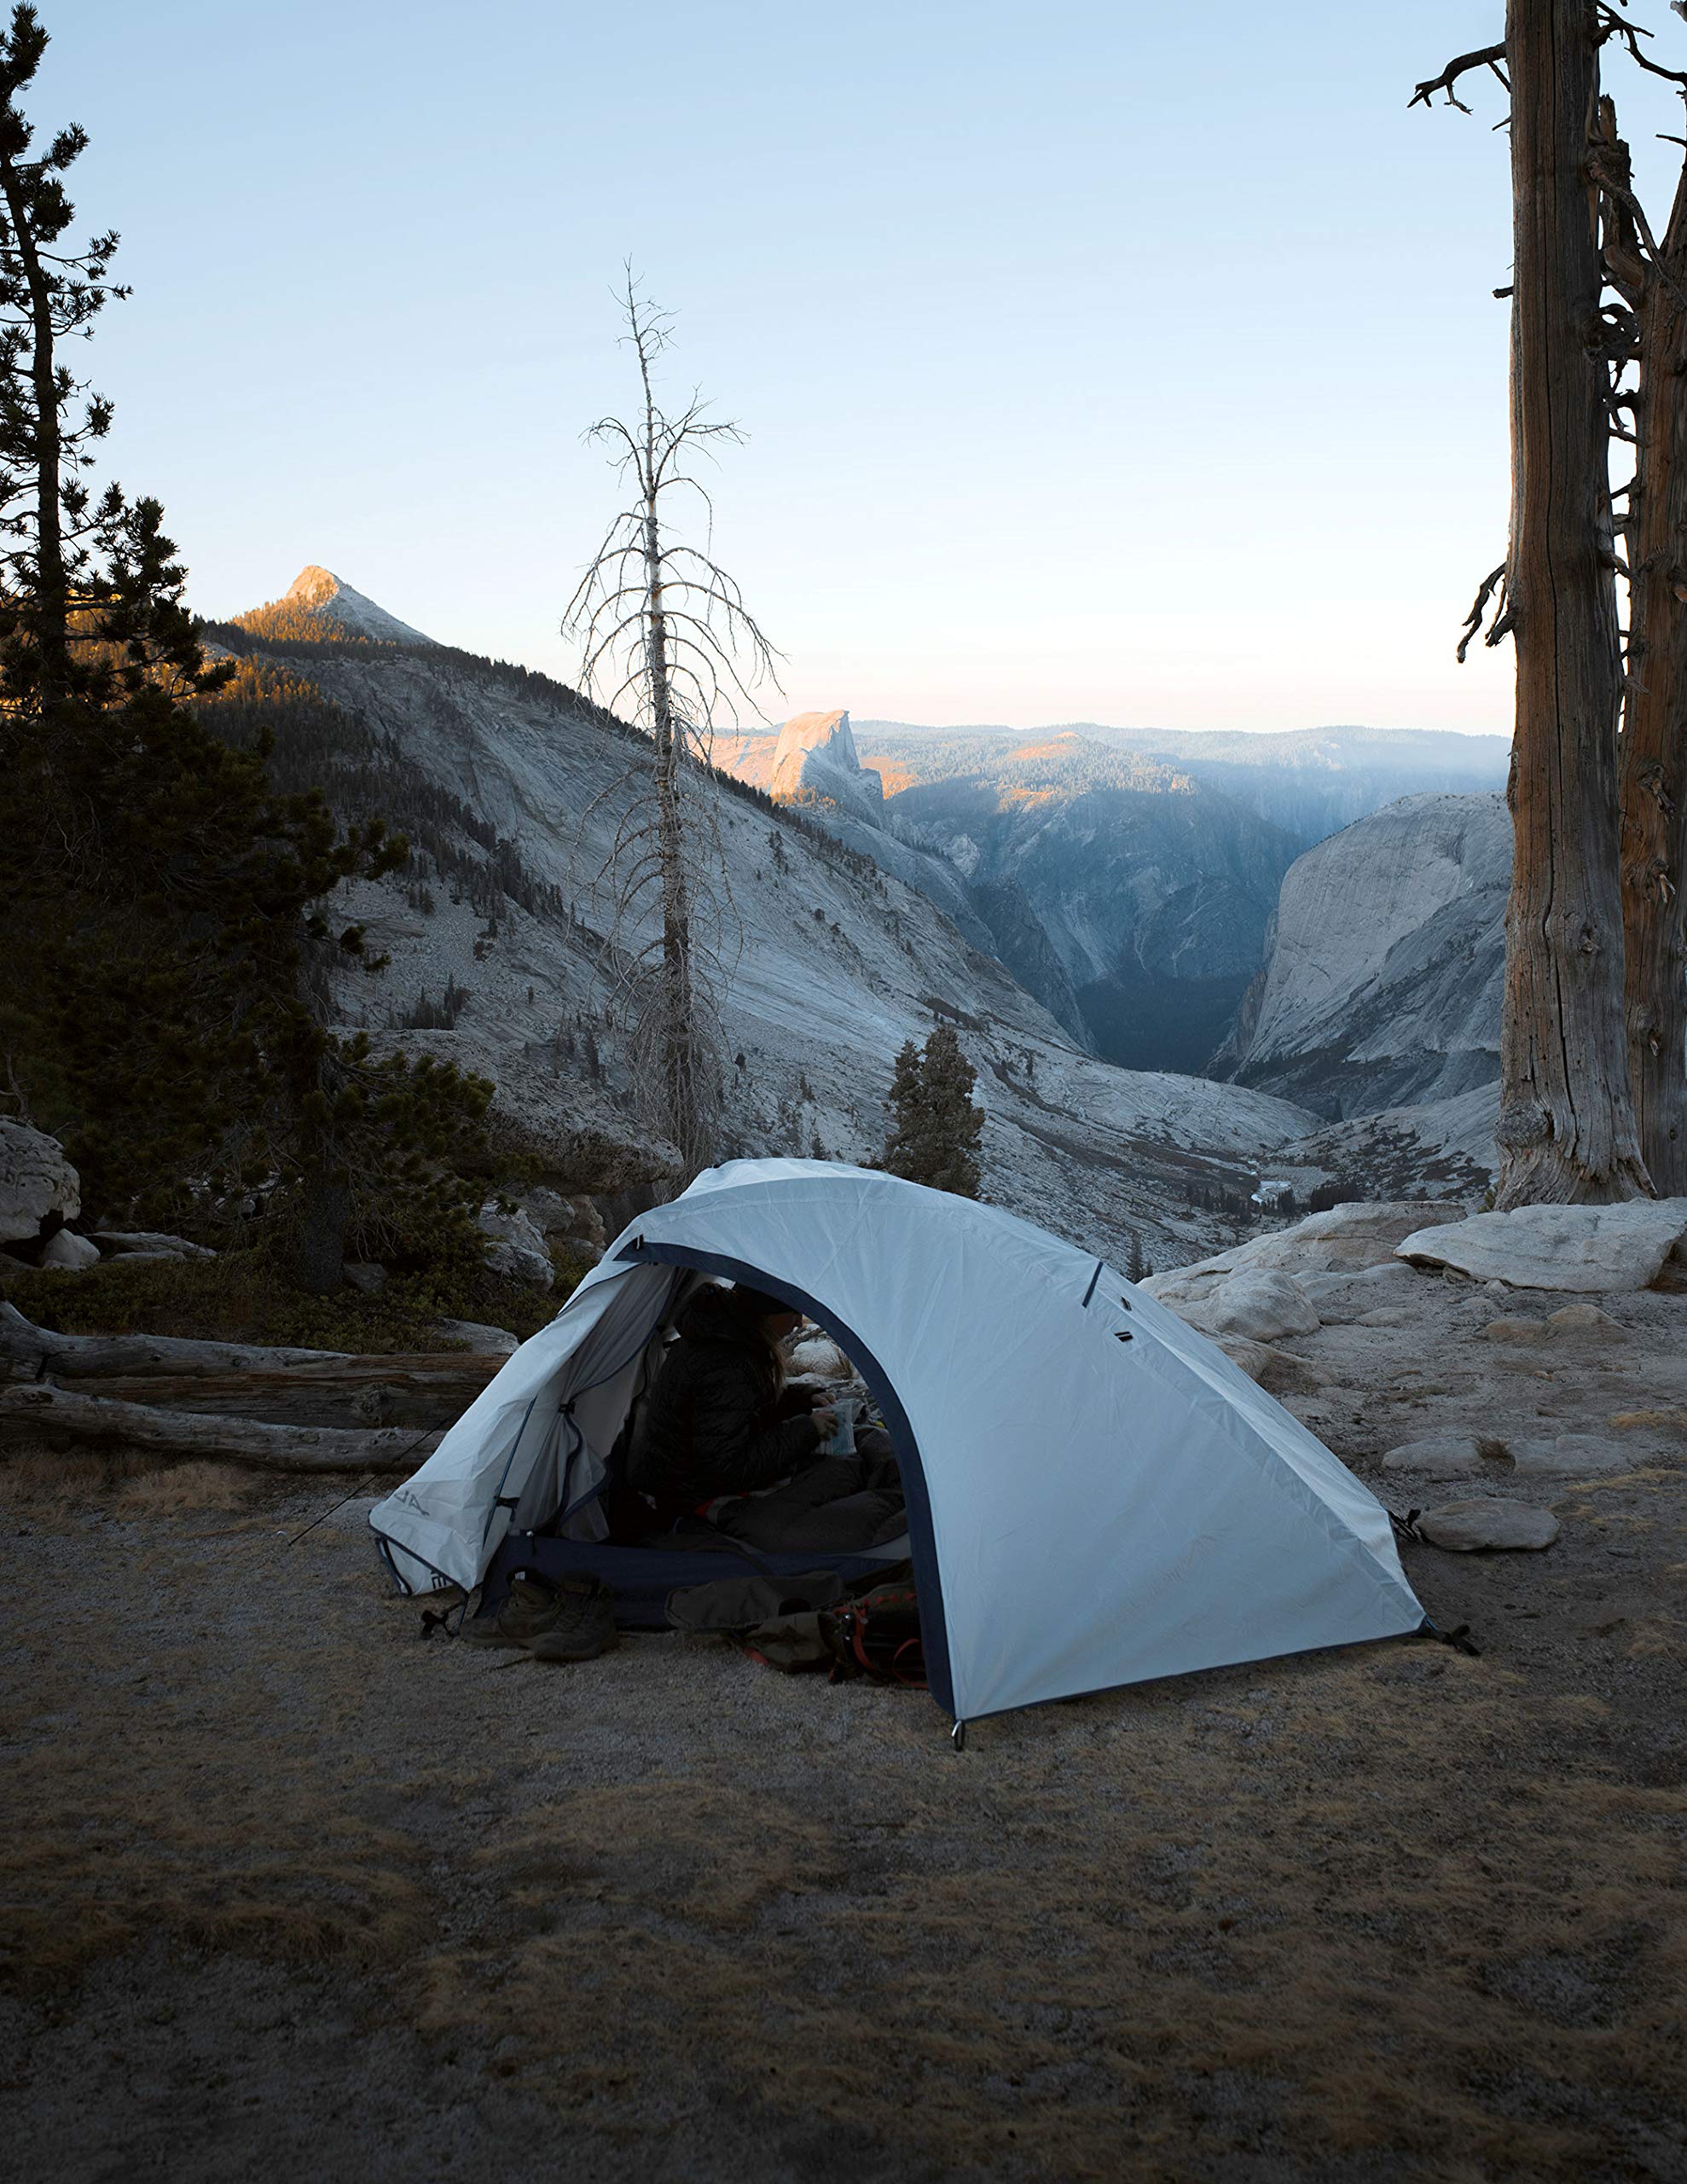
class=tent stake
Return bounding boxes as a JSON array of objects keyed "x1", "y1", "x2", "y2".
[{"x1": 951, "y1": 1720, "x2": 967, "y2": 1752}]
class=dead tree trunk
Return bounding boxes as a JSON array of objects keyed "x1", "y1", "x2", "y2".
[
  {"x1": 0, "y1": 1381, "x2": 439, "y2": 1471},
  {"x1": 1494, "y1": 0, "x2": 1651, "y2": 1206},
  {"x1": 1618, "y1": 155, "x2": 1687, "y2": 1194},
  {"x1": 0, "y1": 1301, "x2": 349, "y2": 1376},
  {"x1": 638, "y1": 355, "x2": 701, "y2": 1164},
  {"x1": 564, "y1": 275, "x2": 780, "y2": 1181}
]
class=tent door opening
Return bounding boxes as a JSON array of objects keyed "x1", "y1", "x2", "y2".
[{"x1": 611, "y1": 1239, "x2": 954, "y2": 1715}]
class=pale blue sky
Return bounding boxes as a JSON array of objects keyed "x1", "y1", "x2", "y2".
[{"x1": 49, "y1": 2, "x2": 1687, "y2": 729}]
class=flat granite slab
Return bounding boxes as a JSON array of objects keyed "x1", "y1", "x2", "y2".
[{"x1": 1396, "y1": 1199, "x2": 1687, "y2": 1292}]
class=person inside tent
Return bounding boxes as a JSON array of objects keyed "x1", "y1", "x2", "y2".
[{"x1": 625, "y1": 1281, "x2": 906, "y2": 1552}]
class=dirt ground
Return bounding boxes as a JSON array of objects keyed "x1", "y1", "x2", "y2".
[{"x1": 2, "y1": 1278, "x2": 1684, "y2": 2182}]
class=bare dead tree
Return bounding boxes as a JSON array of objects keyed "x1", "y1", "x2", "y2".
[
  {"x1": 1595, "y1": 79, "x2": 1687, "y2": 1191},
  {"x1": 1409, "y1": 43, "x2": 1510, "y2": 113},
  {"x1": 563, "y1": 274, "x2": 781, "y2": 1176},
  {"x1": 1416, "y1": 2, "x2": 1654, "y2": 1205}
]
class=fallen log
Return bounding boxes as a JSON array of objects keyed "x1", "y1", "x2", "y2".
[
  {"x1": 58, "y1": 1355, "x2": 503, "y2": 1430},
  {"x1": 0, "y1": 1381, "x2": 442, "y2": 1472},
  {"x1": 0, "y1": 1301, "x2": 351, "y2": 1379}
]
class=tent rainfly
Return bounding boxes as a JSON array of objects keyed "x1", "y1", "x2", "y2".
[{"x1": 369, "y1": 1159, "x2": 1428, "y2": 1731}]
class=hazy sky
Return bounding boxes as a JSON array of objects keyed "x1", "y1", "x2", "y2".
[{"x1": 48, "y1": 3, "x2": 1687, "y2": 731}]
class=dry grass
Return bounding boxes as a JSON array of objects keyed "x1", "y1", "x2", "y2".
[
  {"x1": 0, "y1": 1447, "x2": 259, "y2": 1520},
  {"x1": 3, "y1": 1467, "x2": 1684, "y2": 2181},
  {"x1": 399, "y1": 1664, "x2": 1684, "y2": 2181},
  {"x1": 0, "y1": 1737, "x2": 434, "y2": 1992},
  {"x1": 118, "y1": 1460, "x2": 259, "y2": 1514}
]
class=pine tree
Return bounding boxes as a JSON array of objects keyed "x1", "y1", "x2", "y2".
[
  {"x1": 0, "y1": 4, "x2": 497, "y2": 1291},
  {"x1": 0, "y1": 5, "x2": 123, "y2": 707},
  {"x1": 882, "y1": 1027, "x2": 984, "y2": 1198}
]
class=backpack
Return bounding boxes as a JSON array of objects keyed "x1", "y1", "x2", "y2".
[
  {"x1": 825, "y1": 1575, "x2": 926, "y2": 1688},
  {"x1": 736, "y1": 1565, "x2": 926, "y2": 1690}
]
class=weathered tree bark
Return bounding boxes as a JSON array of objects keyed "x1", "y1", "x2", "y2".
[
  {"x1": 39, "y1": 1357, "x2": 501, "y2": 1431},
  {"x1": 642, "y1": 420, "x2": 700, "y2": 1171},
  {"x1": 0, "y1": 1305, "x2": 501, "y2": 1428},
  {"x1": 0, "y1": 1301, "x2": 350, "y2": 1377},
  {"x1": 0, "y1": 1381, "x2": 439, "y2": 1471},
  {"x1": 629, "y1": 322, "x2": 709, "y2": 1177},
  {"x1": 1494, "y1": 0, "x2": 1652, "y2": 1206},
  {"x1": 1618, "y1": 157, "x2": 1687, "y2": 1195}
]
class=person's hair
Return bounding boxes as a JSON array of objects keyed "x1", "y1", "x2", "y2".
[
  {"x1": 729, "y1": 1282, "x2": 793, "y2": 1390},
  {"x1": 729, "y1": 1283, "x2": 789, "y2": 1319}
]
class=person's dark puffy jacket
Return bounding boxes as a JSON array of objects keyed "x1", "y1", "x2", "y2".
[{"x1": 625, "y1": 1285, "x2": 824, "y2": 1514}]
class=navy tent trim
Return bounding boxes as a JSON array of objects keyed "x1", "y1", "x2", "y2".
[
  {"x1": 613, "y1": 1238, "x2": 956, "y2": 1717},
  {"x1": 482, "y1": 1531, "x2": 890, "y2": 1632}
]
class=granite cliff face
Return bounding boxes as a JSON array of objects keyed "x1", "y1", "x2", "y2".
[
  {"x1": 1212, "y1": 792, "x2": 1510, "y2": 1118},
  {"x1": 716, "y1": 726, "x2": 1297, "y2": 1064},
  {"x1": 713, "y1": 718, "x2": 1095, "y2": 1045},
  {"x1": 923, "y1": 764, "x2": 1295, "y2": 1075},
  {"x1": 716, "y1": 720, "x2": 1510, "y2": 1074},
  {"x1": 197, "y1": 574, "x2": 1335, "y2": 1269},
  {"x1": 198, "y1": 575, "x2": 1509, "y2": 1228},
  {"x1": 768, "y1": 710, "x2": 884, "y2": 811}
]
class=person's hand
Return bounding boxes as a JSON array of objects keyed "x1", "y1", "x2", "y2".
[{"x1": 811, "y1": 1408, "x2": 838, "y2": 1437}]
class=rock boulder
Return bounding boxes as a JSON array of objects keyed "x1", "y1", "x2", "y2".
[
  {"x1": 1417, "y1": 1499, "x2": 1560, "y2": 1552},
  {"x1": 1180, "y1": 1271, "x2": 1322, "y2": 1344},
  {"x1": 1546, "y1": 1302, "x2": 1626, "y2": 1342},
  {"x1": 1510, "y1": 1435, "x2": 1631, "y2": 1477},
  {"x1": 1381, "y1": 1436, "x2": 1490, "y2": 1479},
  {"x1": 1147, "y1": 1202, "x2": 1466, "y2": 1301},
  {"x1": 37, "y1": 1228, "x2": 100, "y2": 1271},
  {"x1": 432, "y1": 1318, "x2": 520, "y2": 1356},
  {"x1": 93, "y1": 1229, "x2": 216, "y2": 1262},
  {"x1": 477, "y1": 1203, "x2": 554, "y2": 1290},
  {"x1": 1396, "y1": 1199, "x2": 1687, "y2": 1292},
  {"x1": 0, "y1": 1121, "x2": 79, "y2": 1246},
  {"x1": 1217, "y1": 1339, "x2": 1330, "y2": 1395},
  {"x1": 520, "y1": 1188, "x2": 606, "y2": 1257}
]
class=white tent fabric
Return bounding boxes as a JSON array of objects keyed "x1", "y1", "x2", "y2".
[{"x1": 369, "y1": 1159, "x2": 1425, "y2": 1724}]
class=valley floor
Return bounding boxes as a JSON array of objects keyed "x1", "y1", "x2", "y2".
[{"x1": 2, "y1": 1275, "x2": 1684, "y2": 2183}]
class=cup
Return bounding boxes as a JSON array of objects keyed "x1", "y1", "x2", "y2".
[{"x1": 826, "y1": 1392, "x2": 860, "y2": 1455}]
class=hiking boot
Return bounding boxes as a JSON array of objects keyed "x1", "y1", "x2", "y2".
[
  {"x1": 461, "y1": 1571, "x2": 565, "y2": 1650},
  {"x1": 530, "y1": 1573, "x2": 618, "y2": 1663}
]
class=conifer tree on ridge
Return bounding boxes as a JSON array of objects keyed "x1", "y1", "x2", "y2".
[{"x1": 882, "y1": 1027, "x2": 985, "y2": 1199}]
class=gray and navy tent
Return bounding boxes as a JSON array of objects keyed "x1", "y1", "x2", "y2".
[{"x1": 370, "y1": 1159, "x2": 1426, "y2": 1729}]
